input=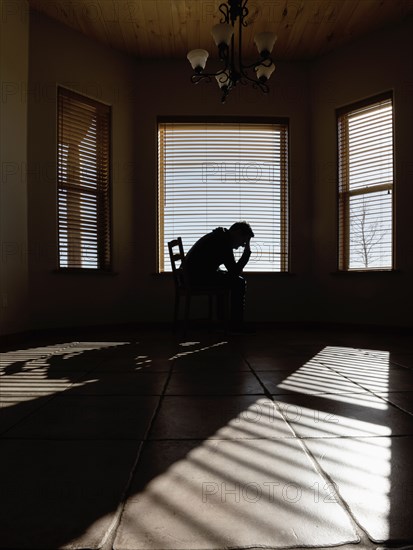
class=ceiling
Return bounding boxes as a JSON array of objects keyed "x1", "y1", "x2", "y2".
[{"x1": 28, "y1": 0, "x2": 413, "y2": 61}]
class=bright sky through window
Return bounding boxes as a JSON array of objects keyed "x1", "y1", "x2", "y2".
[
  {"x1": 338, "y1": 95, "x2": 393, "y2": 270},
  {"x1": 57, "y1": 88, "x2": 111, "y2": 270},
  {"x1": 158, "y1": 122, "x2": 289, "y2": 273}
]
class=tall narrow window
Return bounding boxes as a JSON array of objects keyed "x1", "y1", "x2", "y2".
[
  {"x1": 337, "y1": 93, "x2": 394, "y2": 271},
  {"x1": 57, "y1": 88, "x2": 111, "y2": 269},
  {"x1": 158, "y1": 121, "x2": 289, "y2": 273}
]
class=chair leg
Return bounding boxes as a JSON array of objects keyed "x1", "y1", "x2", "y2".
[
  {"x1": 173, "y1": 294, "x2": 180, "y2": 330},
  {"x1": 223, "y1": 290, "x2": 230, "y2": 334},
  {"x1": 208, "y1": 295, "x2": 213, "y2": 320},
  {"x1": 184, "y1": 293, "x2": 191, "y2": 336}
]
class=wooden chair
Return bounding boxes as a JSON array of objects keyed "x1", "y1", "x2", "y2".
[{"x1": 168, "y1": 237, "x2": 230, "y2": 333}]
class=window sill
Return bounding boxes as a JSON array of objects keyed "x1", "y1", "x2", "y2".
[
  {"x1": 54, "y1": 268, "x2": 118, "y2": 276},
  {"x1": 332, "y1": 269, "x2": 399, "y2": 275},
  {"x1": 153, "y1": 271, "x2": 295, "y2": 276}
]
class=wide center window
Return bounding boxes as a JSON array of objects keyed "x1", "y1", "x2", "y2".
[{"x1": 158, "y1": 120, "x2": 289, "y2": 273}]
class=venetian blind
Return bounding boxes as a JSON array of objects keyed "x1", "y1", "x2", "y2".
[
  {"x1": 338, "y1": 94, "x2": 394, "y2": 270},
  {"x1": 158, "y1": 122, "x2": 289, "y2": 273},
  {"x1": 57, "y1": 87, "x2": 111, "y2": 269}
]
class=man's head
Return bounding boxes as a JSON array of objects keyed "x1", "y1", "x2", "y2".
[{"x1": 229, "y1": 222, "x2": 254, "y2": 249}]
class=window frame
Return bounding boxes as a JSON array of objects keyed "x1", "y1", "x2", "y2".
[
  {"x1": 157, "y1": 116, "x2": 290, "y2": 274},
  {"x1": 336, "y1": 92, "x2": 395, "y2": 272},
  {"x1": 56, "y1": 86, "x2": 112, "y2": 272}
]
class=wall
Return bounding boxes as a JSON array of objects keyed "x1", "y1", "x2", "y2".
[
  {"x1": 0, "y1": 0, "x2": 29, "y2": 335},
  {"x1": 26, "y1": 11, "x2": 141, "y2": 330},
  {"x1": 10, "y1": 10, "x2": 411, "y2": 334},
  {"x1": 131, "y1": 59, "x2": 312, "y2": 324},
  {"x1": 25, "y1": 10, "x2": 312, "y2": 331},
  {"x1": 310, "y1": 17, "x2": 413, "y2": 327}
]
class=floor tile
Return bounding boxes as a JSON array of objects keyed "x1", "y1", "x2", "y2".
[
  {"x1": 302, "y1": 347, "x2": 413, "y2": 392},
  {"x1": 166, "y1": 371, "x2": 263, "y2": 395},
  {"x1": 0, "y1": 439, "x2": 139, "y2": 549},
  {"x1": 308, "y1": 346, "x2": 391, "y2": 374},
  {"x1": 149, "y1": 396, "x2": 293, "y2": 440},
  {"x1": 0, "y1": 392, "x2": 55, "y2": 434},
  {"x1": 173, "y1": 354, "x2": 249, "y2": 371},
  {"x1": 245, "y1": 354, "x2": 317, "y2": 371},
  {"x1": 170, "y1": 339, "x2": 244, "y2": 363},
  {"x1": 273, "y1": 392, "x2": 413, "y2": 438},
  {"x1": 86, "y1": 339, "x2": 176, "y2": 372},
  {"x1": 71, "y1": 372, "x2": 169, "y2": 395},
  {"x1": 256, "y1": 364, "x2": 366, "y2": 395},
  {"x1": 114, "y1": 439, "x2": 359, "y2": 550},
  {"x1": 92, "y1": 356, "x2": 173, "y2": 372},
  {"x1": 1, "y1": 327, "x2": 412, "y2": 549},
  {"x1": 304, "y1": 436, "x2": 413, "y2": 543},
  {"x1": 331, "y1": 365, "x2": 413, "y2": 393},
  {"x1": 366, "y1": 367, "x2": 413, "y2": 392},
  {"x1": 5, "y1": 394, "x2": 159, "y2": 440},
  {"x1": 0, "y1": 370, "x2": 83, "y2": 392},
  {"x1": 389, "y1": 352, "x2": 413, "y2": 369},
  {"x1": 0, "y1": 341, "x2": 111, "y2": 370},
  {"x1": 375, "y1": 392, "x2": 413, "y2": 415}
]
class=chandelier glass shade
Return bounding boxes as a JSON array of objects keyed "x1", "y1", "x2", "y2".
[{"x1": 186, "y1": 0, "x2": 277, "y2": 103}]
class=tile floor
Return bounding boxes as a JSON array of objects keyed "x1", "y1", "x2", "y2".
[{"x1": 1, "y1": 326, "x2": 413, "y2": 550}]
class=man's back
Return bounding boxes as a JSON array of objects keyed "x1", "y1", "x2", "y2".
[
  {"x1": 185, "y1": 227, "x2": 233, "y2": 279},
  {"x1": 183, "y1": 221, "x2": 254, "y2": 329}
]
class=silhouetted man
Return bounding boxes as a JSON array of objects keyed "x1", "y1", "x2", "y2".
[{"x1": 184, "y1": 222, "x2": 254, "y2": 331}]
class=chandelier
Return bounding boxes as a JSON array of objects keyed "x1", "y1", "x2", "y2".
[{"x1": 186, "y1": 0, "x2": 277, "y2": 103}]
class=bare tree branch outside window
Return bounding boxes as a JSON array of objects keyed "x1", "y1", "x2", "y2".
[{"x1": 349, "y1": 199, "x2": 387, "y2": 268}]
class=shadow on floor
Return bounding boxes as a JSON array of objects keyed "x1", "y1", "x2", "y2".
[{"x1": 0, "y1": 327, "x2": 412, "y2": 549}]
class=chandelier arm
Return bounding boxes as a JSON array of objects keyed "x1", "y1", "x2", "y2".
[
  {"x1": 236, "y1": 2, "x2": 243, "y2": 80},
  {"x1": 241, "y1": 56, "x2": 273, "y2": 71},
  {"x1": 188, "y1": 0, "x2": 275, "y2": 101},
  {"x1": 190, "y1": 66, "x2": 230, "y2": 84},
  {"x1": 190, "y1": 74, "x2": 212, "y2": 85},
  {"x1": 238, "y1": 71, "x2": 270, "y2": 93},
  {"x1": 256, "y1": 81, "x2": 270, "y2": 93},
  {"x1": 241, "y1": 0, "x2": 249, "y2": 27},
  {"x1": 218, "y1": 42, "x2": 231, "y2": 66},
  {"x1": 219, "y1": 2, "x2": 230, "y2": 23},
  {"x1": 230, "y1": 19, "x2": 241, "y2": 84},
  {"x1": 221, "y1": 86, "x2": 231, "y2": 103}
]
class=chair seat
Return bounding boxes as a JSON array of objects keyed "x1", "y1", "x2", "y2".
[{"x1": 168, "y1": 237, "x2": 230, "y2": 333}]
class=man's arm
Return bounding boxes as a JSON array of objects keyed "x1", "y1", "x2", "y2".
[
  {"x1": 224, "y1": 237, "x2": 251, "y2": 276},
  {"x1": 236, "y1": 237, "x2": 251, "y2": 274}
]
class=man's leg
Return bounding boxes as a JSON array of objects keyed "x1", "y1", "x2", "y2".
[
  {"x1": 229, "y1": 275, "x2": 246, "y2": 326},
  {"x1": 211, "y1": 272, "x2": 246, "y2": 325},
  {"x1": 211, "y1": 271, "x2": 231, "y2": 321},
  {"x1": 192, "y1": 271, "x2": 247, "y2": 326}
]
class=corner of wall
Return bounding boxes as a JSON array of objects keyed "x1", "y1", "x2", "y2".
[{"x1": 0, "y1": 0, "x2": 30, "y2": 335}]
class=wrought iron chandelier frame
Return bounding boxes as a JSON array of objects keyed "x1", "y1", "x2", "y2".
[{"x1": 188, "y1": 0, "x2": 276, "y2": 103}]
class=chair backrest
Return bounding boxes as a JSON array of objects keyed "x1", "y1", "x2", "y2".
[{"x1": 168, "y1": 237, "x2": 187, "y2": 289}]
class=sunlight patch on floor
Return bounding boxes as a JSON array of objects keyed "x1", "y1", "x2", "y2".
[
  {"x1": 0, "y1": 342, "x2": 129, "y2": 403},
  {"x1": 277, "y1": 346, "x2": 390, "y2": 406},
  {"x1": 114, "y1": 401, "x2": 359, "y2": 549}
]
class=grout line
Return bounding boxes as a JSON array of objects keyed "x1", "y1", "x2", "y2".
[
  {"x1": 319, "y1": 362, "x2": 413, "y2": 417},
  {"x1": 242, "y1": 353, "x2": 370, "y2": 545},
  {"x1": 100, "y1": 351, "x2": 176, "y2": 549}
]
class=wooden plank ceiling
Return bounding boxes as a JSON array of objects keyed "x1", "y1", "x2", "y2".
[{"x1": 28, "y1": 0, "x2": 413, "y2": 61}]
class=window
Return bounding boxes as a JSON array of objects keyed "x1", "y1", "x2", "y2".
[
  {"x1": 158, "y1": 120, "x2": 289, "y2": 272},
  {"x1": 57, "y1": 87, "x2": 111, "y2": 269},
  {"x1": 337, "y1": 93, "x2": 394, "y2": 271}
]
